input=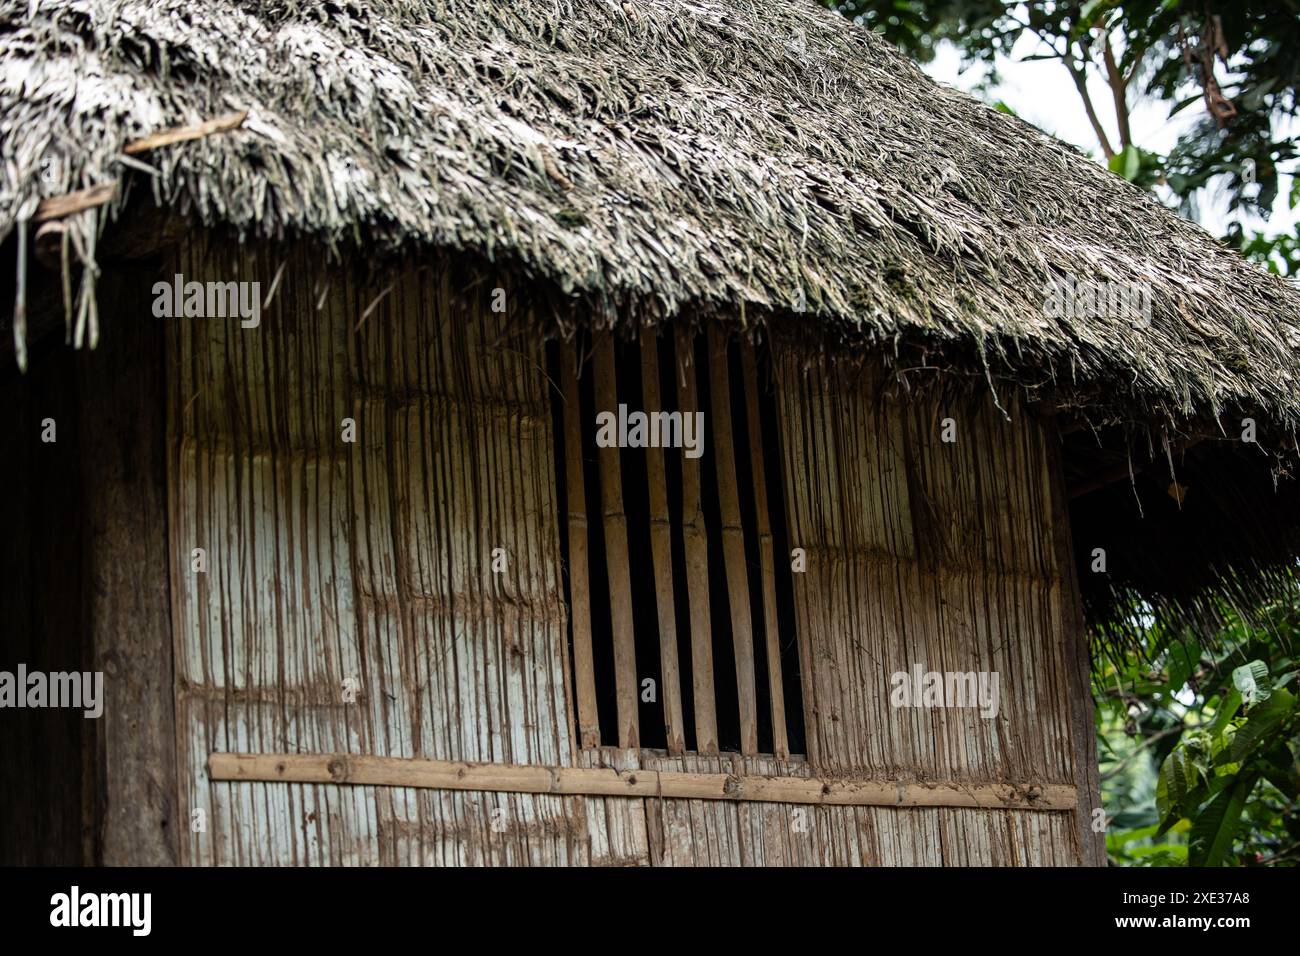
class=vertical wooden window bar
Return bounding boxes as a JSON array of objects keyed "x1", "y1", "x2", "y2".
[{"x1": 553, "y1": 327, "x2": 804, "y2": 759}]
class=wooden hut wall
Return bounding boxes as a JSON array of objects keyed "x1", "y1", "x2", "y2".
[
  {"x1": 561, "y1": 356, "x2": 1101, "y2": 865},
  {"x1": 168, "y1": 241, "x2": 587, "y2": 865},
  {"x1": 768, "y1": 356, "x2": 1102, "y2": 865},
  {"x1": 161, "y1": 237, "x2": 1099, "y2": 866}
]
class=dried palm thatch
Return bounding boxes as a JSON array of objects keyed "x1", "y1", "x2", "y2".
[{"x1": 2, "y1": 0, "x2": 1300, "y2": 639}]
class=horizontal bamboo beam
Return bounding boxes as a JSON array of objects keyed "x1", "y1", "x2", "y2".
[
  {"x1": 33, "y1": 182, "x2": 117, "y2": 222},
  {"x1": 124, "y1": 109, "x2": 248, "y2": 155},
  {"x1": 209, "y1": 752, "x2": 1077, "y2": 811}
]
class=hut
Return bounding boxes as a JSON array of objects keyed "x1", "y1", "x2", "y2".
[{"x1": 2, "y1": 0, "x2": 1299, "y2": 867}]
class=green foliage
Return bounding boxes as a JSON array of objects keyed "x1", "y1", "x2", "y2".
[
  {"x1": 1108, "y1": 144, "x2": 1165, "y2": 190},
  {"x1": 1097, "y1": 599, "x2": 1300, "y2": 866}
]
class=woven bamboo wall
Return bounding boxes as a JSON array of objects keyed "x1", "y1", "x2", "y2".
[
  {"x1": 764, "y1": 357, "x2": 1086, "y2": 864},
  {"x1": 567, "y1": 357, "x2": 1090, "y2": 866},
  {"x1": 169, "y1": 242, "x2": 588, "y2": 864},
  {"x1": 166, "y1": 238, "x2": 1095, "y2": 866}
]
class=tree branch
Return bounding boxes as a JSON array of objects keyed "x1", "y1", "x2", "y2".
[
  {"x1": 1064, "y1": 43, "x2": 1116, "y2": 158},
  {"x1": 1103, "y1": 35, "x2": 1132, "y2": 149}
]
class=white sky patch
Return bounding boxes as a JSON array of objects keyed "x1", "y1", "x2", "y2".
[{"x1": 922, "y1": 38, "x2": 1297, "y2": 239}]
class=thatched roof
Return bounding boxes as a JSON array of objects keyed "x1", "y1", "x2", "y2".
[{"x1": 3, "y1": 0, "x2": 1300, "y2": 638}]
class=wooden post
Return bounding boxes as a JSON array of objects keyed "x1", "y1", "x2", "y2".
[
  {"x1": 78, "y1": 267, "x2": 180, "y2": 865},
  {"x1": 592, "y1": 333, "x2": 639, "y2": 749},
  {"x1": 707, "y1": 327, "x2": 758, "y2": 755},
  {"x1": 561, "y1": 344, "x2": 601, "y2": 750},
  {"x1": 742, "y1": 345, "x2": 788, "y2": 759},
  {"x1": 676, "y1": 330, "x2": 718, "y2": 754},
  {"x1": 1045, "y1": 413, "x2": 1108, "y2": 866},
  {"x1": 772, "y1": 355, "x2": 821, "y2": 767},
  {"x1": 640, "y1": 328, "x2": 686, "y2": 754}
]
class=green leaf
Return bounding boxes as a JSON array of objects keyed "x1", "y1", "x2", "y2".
[
  {"x1": 1156, "y1": 746, "x2": 1197, "y2": 827},
  {"x1": 1108, "y1": 146, "x2": 1143, "y2": 182},
  {"x1": 1232, "y1": 660, "x2": 1271, "y2": 706},
  {"x1": 1229, "y1": 688, "x2": 1296, "y2": 763},
  {"x1": 1188, "y1": 773, "x2": 1257, "y2": 866},
  {"x1": 1208, "y1": 688, "x2": 1241, "y2": 737},
  {"x1": 1166, "y1": 640, "x2": 1200, "y2": 693},
  {"x1": 1258, "y1": 742, "x2": 1300, "y2": 798}
]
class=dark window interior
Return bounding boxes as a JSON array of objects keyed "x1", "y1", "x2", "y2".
[{"x1": 547, "y1": 329, "x2": 805, "y2": 757}]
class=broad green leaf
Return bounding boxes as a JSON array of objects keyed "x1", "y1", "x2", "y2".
[
  {"x1": 1232, "y1": 660, "x2": 1271, "y2": 705},
  {"x1": 1258, "y1": 742, "x2": 1300, "y2": 798},
  {"x1": 1208, "y1": 688, "x2": 1242, "y2": 737},
  {"x1": 1156, "y1": 746, "x2": 1198, "y2": 830},
  {"x1": 1229, "y1": 688, "x2": 1296, "y2": 763},
  {"x1": 1188, "y1": 774, "x2": 1257, "y2": 866}
]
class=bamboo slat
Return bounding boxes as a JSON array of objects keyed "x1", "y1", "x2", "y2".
[
  {"x1": 592, "y1": 333, "x2": 639, "y2": 749},
  {"x1": 124, "y1": 110, "x2": 248, "y2": 155},
  {"x1": 741, "y1": 345, "x2": 788, "y2": 758},
  {"x1": 33, "y1": 182, "x2": 116, "y2": 222},
  {"x1": 676, "y1": 330, "x2": 718, "y2": 754},
  {"x1": 707, "y1": 328, "x2": 758, "y2": 754},
  {"x1": 773, "y1": 362, "x2": 821, "y2": 768},
  {"x1": 562, "y1": 345, "x2": 601, "y2": 750},
  {"x1": 640, "y1": 328, "x2": 686, "y2": 754},
  {"x1": 210, "y1": 752, "x2": 1077, "y2": 811}
]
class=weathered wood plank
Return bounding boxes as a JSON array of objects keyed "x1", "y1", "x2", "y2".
[
  {"x1": 1045, "y1": 413, "x2": 1108, "y2": 866},
  {"x1": 211, "y1": 752, "x2": 1078, "y2": 810},
  {"x1": 707, "y1": 327, "x2": 758, "y2": 754},
  {"x1": 591, "y1": 333, "x2": 639, "y2": 749},
  {"x1": 81, "y1": 268, "x2": 179, "y2": 865},
  {"x1": 640, "y1": 328, "x2": 686, "y2": 754},
  {"x1": 741, "y1": 344, "x2": 787, "y2": 758},
  {"x1": 561, "y1": 345, "x2": 601, "y2": 750},
  {"x1": 676, "y1": 330, "x2": 718, "y2": 754}
]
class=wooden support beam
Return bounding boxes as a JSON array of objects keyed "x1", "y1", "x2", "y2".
[
  {"x1": 742, "y1": 344, "x2": 788, "y2": 759},
  {"x1": 676, "y1": 330, "x2": 718, "y2": 755},
  {"x1": 707, "y1": 327, "x2": 758, "y2": 755},
  {"x1": 1045, "y1": 417, "x2": 1109, "y2": 865},
  {"x1": 33, "y1": 182, "x2": 117, "y2": 223},
  {"x1": 772, "y1": 357, "x2": 821, "y2": 768},
  {"x1": 561, "y1": 344, "x2": 601, "y2": 751},
  {"x1": 79, "y1": 270, "x2": 179, "y2": 865},
  {"x1": 123, "y1": 110, "x2": 248, "y2": 155},
  {"x1": 209, "y1": 752, "x2": 1077, "y2": 811},
  {"x1": 1068, "y1": 436, "x2": 1206, "y2": 499},
  {"x1": 640, "y1": 328, "x2": 685, "y2": 755},
  {"x1": 592, "y1": 333, "x2": 639, "y2": 749}
]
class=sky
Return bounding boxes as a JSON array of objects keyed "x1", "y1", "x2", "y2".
[{"x1": 920, "y1": 33, "x2": 1298, "y2": 240}]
